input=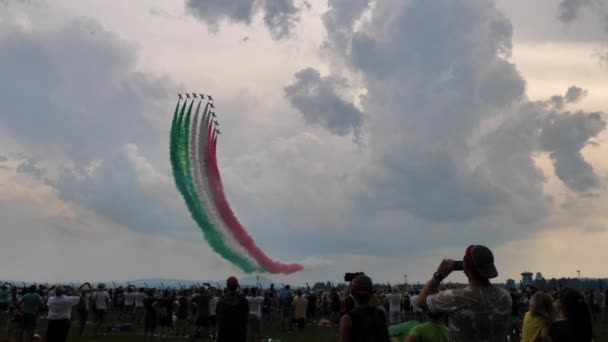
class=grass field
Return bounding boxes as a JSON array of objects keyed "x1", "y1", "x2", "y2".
[{"x1": 1, "y1": 314, "x2": 607, "y2": 342}]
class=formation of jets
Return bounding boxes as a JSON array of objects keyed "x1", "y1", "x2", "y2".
[
  {"x1": 176, "y1": 92, "x2": 222, "y2": 135},
  {"x1": 177, "y1": 93, "x2": 214, "y2": 101}
]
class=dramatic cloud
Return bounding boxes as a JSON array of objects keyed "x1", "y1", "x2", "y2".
[
  {"x1": 549, "y1": 85, "x2": 588, "y2": 109},
  {"x1": 539, "y1": 111, "x2": 606, "y2": 193},
  {"x1": 557, "y1": 0, "x2": 608, "y2": 33},
  {"x1": 0, "y1": 13, "x2": 189, "y2": 241},
  {"x1": 0, "y1": 20, "x2": 176, "y2": 164},
  {"x1": 284, "y1": 68, "x2": 364, "y2": 139},
  {"x1": 186, "y1": 0, "x2": 302, "y2": 40},
  {"x1": 16, "y1": 157, "x2": 46, "y2": 179},
  {"x1": 287, "y1": 0, "x2": 606, "y2": 229}
]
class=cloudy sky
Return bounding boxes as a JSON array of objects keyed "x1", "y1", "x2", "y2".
[{"x1": 1, "y1": 0, "x2": 607, "y2": 285}]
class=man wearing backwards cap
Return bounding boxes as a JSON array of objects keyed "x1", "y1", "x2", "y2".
[
  {"x1": 339, "y1": 274, "x2": 390, "y2": 342},
  {"x1": 416, "y1": 245, "x2": 512, "y2": 342}
]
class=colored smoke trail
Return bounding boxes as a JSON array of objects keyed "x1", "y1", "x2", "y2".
[
  {"x1": 189, "y1": 101, "x2": 260, "y2": 270},
  {"x1": 204, "y1": 118, "x2": 304, "y2": 274},
  {"x1": 170, "y1": 99, "x2": 260, "y2": 272},
  {"x1": 169, "y1": 96, "x2": 303, "y2": 274}
]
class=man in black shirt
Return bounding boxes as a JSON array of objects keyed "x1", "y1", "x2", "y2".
[{"x1": 216, "y1": 277, "x2": 249, "y2": 342}]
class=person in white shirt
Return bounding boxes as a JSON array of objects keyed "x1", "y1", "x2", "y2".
[
  {"x1": 386, "y1": 287, "x2": 403, "y2": 324},
  {"x1": 246, "y1": 288, "x2": 265, "y2": 342},
  {"x1": 45, "y1": 285, "x2": 80, "y2": 342},
  {"x1": 133, "y1": 288, "x2": 146, "y2": 324},
  {"x1": 410, "y1": 290, "x2": 424, "y2": 322},
  {"x1": 123, "y1": 287, "x2": 134, "y2": 321},
  {"x1": 209, "y1": 289, "x2": 219, "y2": 340},
  {"x1": 92, "y1": 283, "x2": 111, "y2": 336}
]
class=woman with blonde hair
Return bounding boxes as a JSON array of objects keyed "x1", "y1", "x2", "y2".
[{"x1": 521, "y1": 292, "x2": 554, "y2": 342}]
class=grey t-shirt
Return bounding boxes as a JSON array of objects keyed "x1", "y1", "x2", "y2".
[{"x1": 427, "y1": 286, "x2": 512, "y2": 342}]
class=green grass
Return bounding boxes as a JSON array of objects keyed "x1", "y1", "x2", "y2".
[
  {"x1": 2, "y1": 313, "x2": 608, "y2": 342},
  {"x1": 0, "y1": 311, "x2": 337, "y2": 342}
]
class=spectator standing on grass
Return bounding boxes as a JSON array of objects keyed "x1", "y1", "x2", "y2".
[
  {"x1": 0, "y1": 284, "x2": 11, "y2": 336},
  {"x1": 143, "y1": 289, "x2": 158, "y2": 342},
  {"x1": 549, "y1": 288, "x2": 593, "y2": 342},
  {"x1": 261, "y1": 292, "x2": 272, "y2": 320},
  {"x1": 339, "y1": 275, "x2": 390, "y2": 342},
  {"x1": 190, "y1": 286, "x2": 211, "y2": 341},
  {"x1": 216, "y1": 276, "x2": 249, "y2": 342},
  {"x1": 124, "y1": 286, "x2": 134, "y2": 321},
  {"x1": 18, "y1": 285, "x2": 43, "y2": 342},
  {"x1": 156, "y1": 290, "x2": 175, "y2": 341},
  {"x1": 293, "y1": 290, "x2": 308, "y2": 332},
  {"x1": 416, "y1": 245, "x2": 512, "y2": 342},
  {"x1": 45, "y1": 285, "x2": 80, "y2": 342},
  {"x1": 133, "y1": 288, "x2": 146, "y2": 324},
  {"x1": 208, "y1": 288, "x2": 219, "y2": 340},
  {"x1": 386, "y1": 287, "x2": 403, "y2": 324},
  {"x1": 246, "y1": 287, "x2": 264, "y2": 342},
  {"x1": 521, "y1": 292, "x2": 554, "y2": 342},
  {"x1": 75, "y1": 283, "x2": 92, "y2": 337},
  {"x1": 92, "y1": 283, "x2": 111, "y2": 336},
  {"x1": 279, "y1": 285, "x2": 293, "y2": 332},
  {"x1": 175, "y1": 290, "x2": 190, "y2": 338}
]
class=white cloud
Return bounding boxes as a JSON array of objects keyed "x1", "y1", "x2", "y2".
[{"x1": 0, "y1": 0, "x2": 607, "y2": 284}]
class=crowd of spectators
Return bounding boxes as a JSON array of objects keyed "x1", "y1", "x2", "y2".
[{"x1": 0, "y1": 245, "x2": 604, "y2": 342}]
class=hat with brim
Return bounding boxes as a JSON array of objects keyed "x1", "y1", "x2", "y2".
[{"x1": 465, "y1": 245, "x2": 498, "y2": 279}]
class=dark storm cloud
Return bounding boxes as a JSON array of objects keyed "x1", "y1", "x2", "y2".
[
  {"x1": 16, "y1": 158, "x2": 45, "y2": 179},
  {"x1": 284, "y1": 68, "x2": 364, "y2": 139},
  {"x1": 549, "y1": 85, "x2": 588, "y2": 109},
  {"x1": 539, "y1": 111, "x2": 606, "y2": 193},
  {"x1": 0, "y1": 18, "x2": 193, "y2": 239},
  {"x1": 557, "y1": 0, "x2": 608, "y2": 34},
  {"x1": 0, "y1": 20, "x2": 176, "y2": 164},
  {"x1": 287, "y1": 0, "x2": 606, "y2": 232},
  {"x1": 186, "y1": 0, "x2": 302, "y2": 39}
]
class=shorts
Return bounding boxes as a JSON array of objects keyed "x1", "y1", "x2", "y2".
[
  {"x1": 21, "y1": 313, "x2": 37, "y2": 331},
  {"x1": 209, "y1": 315, "x2": 217, "y2": 327},
  {"x1": 247, "y1": 316, "x2": 261, "y2": 336}
]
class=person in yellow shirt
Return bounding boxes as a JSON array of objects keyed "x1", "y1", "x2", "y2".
[{"x1": 521, "y1": 292, "x2": 554, "y2": 342}]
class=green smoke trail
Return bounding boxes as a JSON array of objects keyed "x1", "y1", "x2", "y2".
[{"x1": 171, "y1": 100, "x2": 261, "y2": 273}]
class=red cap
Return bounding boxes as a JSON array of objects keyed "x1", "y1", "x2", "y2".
[{"x1": 226, "y1": 276, "x2": 239, "y2": 290}]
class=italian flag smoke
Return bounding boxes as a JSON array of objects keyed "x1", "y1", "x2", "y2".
[{"x1": 170, "y1": 97, "x2": 303, "y2": 274}]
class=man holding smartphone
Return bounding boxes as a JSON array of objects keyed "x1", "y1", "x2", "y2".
[{"x1": 416, "y1": 245, "x2": 511, "y2": 342}]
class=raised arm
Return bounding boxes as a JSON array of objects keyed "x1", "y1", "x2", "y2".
[{"x1": 417, "y1": 259, "x2": 454, "y2": 310}]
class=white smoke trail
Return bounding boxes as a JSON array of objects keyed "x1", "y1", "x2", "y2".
[{"x1": 189, "y1": 100, "x2": 259, "y2": 269}]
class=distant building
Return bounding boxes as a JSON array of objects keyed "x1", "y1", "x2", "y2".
[
  {"x1": 522, "y1": 272, "x2": 533, "y2": 287},
  {"x1": 535, "y1": 272, "x2": 544, "y2": 281},
  {"x1": 505, "y1": 279, "x2": 516, "y2": 289}
]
